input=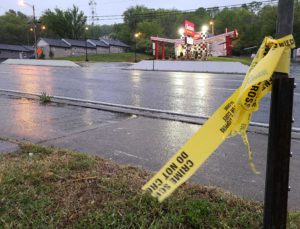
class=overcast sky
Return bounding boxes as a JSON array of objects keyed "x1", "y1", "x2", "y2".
[{"x1": 0, "y1": 0, "x2": 262, "y2": 24}]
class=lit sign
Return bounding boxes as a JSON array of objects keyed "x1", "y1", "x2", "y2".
[
  {"x1": 184, "y1": 20, "x2": 195, "y2": 37},
  {"x1": 185, "y1": 37, "x2": 194, "y2": 45}
]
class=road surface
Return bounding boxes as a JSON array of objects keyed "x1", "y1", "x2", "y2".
[{"x1": 0, "y1": 62, "x2": 299, "y2": 127}]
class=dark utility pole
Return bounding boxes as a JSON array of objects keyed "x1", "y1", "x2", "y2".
[
  {"x1": 85, "y1": 38, "x2": 88, "y2": 62},
  {"x1": 135, "y1": 37, "x2": 137, "y2": 63},
  {"x1": 263, "y1": 0, "x2": 295, "y2": 228},
  {"x1": 85, "y1": 27, "x2": 89, "y2": 62},
  {"x1": 32, "y1": 5, "x2": 37, "y2": 59}
]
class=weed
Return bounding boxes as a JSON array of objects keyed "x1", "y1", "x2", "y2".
[{"x1": 39, "y1": 92, "x2": 52, "y2": 104}]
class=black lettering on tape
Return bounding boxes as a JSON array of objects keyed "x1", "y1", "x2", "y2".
[
  {"x1": 224, "y1": 101, "x2": 234, "y2": 111},
  {"x1": 155, "y1": 184, "x2": 171, "y2": 197},
  {"x1": 177, "y1": 151, "x2": 189, "y2": 163},
  {"x1": 181, "y1": 151, "x2": 188, "y2": 159},
  {"x1": 163, "y1": 162, "x2": 178, "y2": 180},
  {"x1": 181, "y1": 164, "x2": 190, "y2": 173},
  {"x1": 166, "y1": 167, "x2": 173, "y2": 175},
  {"x1": 248, "y1": 91, "x2": 256, "y2": 98},
  {"x1": 220, "y1": 109, "x2": 234, "y2": 133},
  {"x1": 171, "y1": 170, "x2": 184, "y2": 184},
  {"x1": 147, "y1": 178, "x2": 163, "y2": 193},
  {"x1": 162, "y1": 172, "x2": 169, "y2": 180},
  {"x1": 177, "y1": 156, "x2": 184, "y2": 164},
  {"x1": 170, "y1": 160, "x2": 194, "y2": 184},
  {"x1": 186, "y1": 160, "x2": 194, "y2": 167},
  {"x1": 251, "y1": 85, "x2": 260, "y2": 92},
  {"x1": 170, "y1": 162, "x2": 178, "y2": 171}
]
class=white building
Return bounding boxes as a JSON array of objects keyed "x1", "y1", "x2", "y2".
[
  {"x1": 87, "y1": 39, "x2": 109, "y2": 54},
  {"x1": 37, "y1": 38, "x2": 71, "y2": 59},
  {"x1": 62, "y1": 38, "x2": 97, "y2": 56},
  {"x1": 100, "y1": 38, "x2": 130, "y2": 53}
]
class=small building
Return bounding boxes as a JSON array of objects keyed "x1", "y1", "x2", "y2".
[
  {"x1": 292, "y1": 47, "x2": 300, "y2": 62},
  {"x1": 37, "y1": 38, "x2": 71, "y2": 59},
  {"x1": 87, "y1": 39, "x2": 109, "y2": 54},
  {"x1": 100, "y1": 38, "x2": 130, "y2": 53},
  {"x1": 62, "y1": 38, "x2": 96, "y2": 56},
  {"x1": 0, "y1": 44, "x2": 34, "y2": 59}
]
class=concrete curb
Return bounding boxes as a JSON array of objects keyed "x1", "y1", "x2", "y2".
[
  {"x1": 0, "y1": 89, "x2": 299, "y2": 137},
  {"x1": 127, "y1": 60, "x2": 249, "y2": 74}
]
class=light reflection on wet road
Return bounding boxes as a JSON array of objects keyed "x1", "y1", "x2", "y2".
[{"x1": 0, "y1": 62, "x2": 299, "y2": 127}]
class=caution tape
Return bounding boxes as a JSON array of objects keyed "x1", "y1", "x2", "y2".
[{"x1": 142, "y1": 34, "x2": 295, "y2": 202}]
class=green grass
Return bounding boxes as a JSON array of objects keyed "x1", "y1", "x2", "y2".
[
  {"x1": 56, "y1": 52, "x2": 253, "y2": 66},
  {"x1": 0, "y1": 144, "x2": 299, "y2": 228},
  {"x1": 208, "y1": 56, "x2": 252, "y2": 66},
  {"x1": 38, "y1": 92, "x2": 52, "y2": 104},
  {"x1": 56, "y1": 52, "x2": 152, "y2": 63}
]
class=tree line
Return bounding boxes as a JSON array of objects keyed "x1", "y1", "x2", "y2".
[{"x1": 0, "y1": 2, "x2": 299, "y2": 55}]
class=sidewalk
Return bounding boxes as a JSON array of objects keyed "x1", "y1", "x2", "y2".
[
  {"x1": 0, "y1": 140, "x2": 18, "y2": 153},
  {"x1": 2, "y1": 59, "x2": 80, "y2": 67},
  {"x1": 0, "y1": 94, "x2": 299, "y2": 210}
]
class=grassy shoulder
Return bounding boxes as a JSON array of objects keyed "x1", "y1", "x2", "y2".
[
  {"x1": 55, "y1": 52, "x2": 252, "y2": 65},
  {"x1": 0, "y1": 144, "x2": 299, "y2": 228},
  {"x1": 56, "y1": 52, "x2": 151, "y2": 63},
  {"x1": 208, "y1": 56, "x2": 252, "y2": 66}
]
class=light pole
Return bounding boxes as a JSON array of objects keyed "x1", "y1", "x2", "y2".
[
  {"x1": 209, "y1": 20, "x2": 214, "y2": 35},
  {"x1": 85, "y1": 26, "x2": 89, "y2": 62},
  {"x1": 27, "y1": 27, "x2": 33, "y2": 46},
  {"x1": 19, "y1": 0, "x2": 37, "y2": 59},
  {"x1": 201, "y1": 25, "x2": 209, "y2": 34},
  {"x1": 178, "y1": 28, "x2": 185, "y2": 37},
  {"x1": 134, "y1": 32, "x2": 141, "y2": 63}
]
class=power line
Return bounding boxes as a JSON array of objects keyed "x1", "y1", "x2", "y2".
[{"x1": 88, "y1": 0, "x2": 278, "y2": 19}]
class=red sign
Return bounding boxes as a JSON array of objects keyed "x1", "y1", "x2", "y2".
[
  {"x1": 184, "y1": 20, "x2": 195, "y2": 37},
  {"x1": 193, "y1": 32, "x2": 201, "y2": 40},
  {"x1": 36, "y1": 47, "x2": 43, "y2": 56}
]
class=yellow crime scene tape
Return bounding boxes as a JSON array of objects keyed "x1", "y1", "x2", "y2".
[{"x1": 142, "y1": 34, "x2": 295, "y2": 202}]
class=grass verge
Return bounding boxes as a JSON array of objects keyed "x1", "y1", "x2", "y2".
[
  {"x1": 56, "y1": 52, "x2": 252, "y2": 65},
  {"x1": 56, "y1": 52, "x2": 151, "y2": 63},
  {"x1": 0, "y1": 144, "x2": 299, "y2": 228},
  {"x1": 208, "y1": 56, "x2": 252, "y2": 66}
]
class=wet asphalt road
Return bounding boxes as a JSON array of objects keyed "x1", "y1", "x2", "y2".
[{"x1": 0, "y1": 62, "x2": 299, "y2": 128}]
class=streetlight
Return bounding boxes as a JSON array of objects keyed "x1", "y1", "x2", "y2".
[
  {"x1": 19, "y1": 0, "x2": 37, "y2": 59},
  {"x1": 209, "y1": 20, "x2": 214, "y2": 35},
  {"x1": 201, "y1": 25, "x2": 209, "y2": 34},
  {"x1": 134, "y1": 32, "x2": 141, "y2": 63},
  {"x1": 178, "y1": 27, "x2": 185, "y2": 37},
  {"x1": 85, "y1": 26, "x2": 89, "y2": 62}
]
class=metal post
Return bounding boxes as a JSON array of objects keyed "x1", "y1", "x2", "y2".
[
  {"x1": 32, "y1": 5, "x2": 37, "y2": 59},
  {"x1": 135, "y1": 37, "x2": 137, "y2": 63},
  {"x1": 263, "y1": 0, "x2": 294, "y2": 228},
  {"x1": 155, "y1": 40, "x2": 159, "y2": 60},
  {"x1": 85, "y1": 26, "x2": 89, "y2": 62},
  {"x1": 85, "y1": 35, "x2": 88, "y2": 62},
  {"x1": 27, "y1": 30, "x2": 30, "y2": 46},
  {"x1": 152, "y1": 42, "x2": 155, "y2": 71},
  {"x1": 162, "y1": 41, "x2": 165, "y2": 60}
]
